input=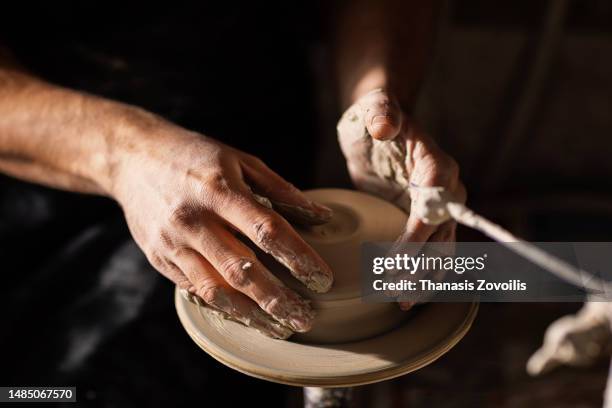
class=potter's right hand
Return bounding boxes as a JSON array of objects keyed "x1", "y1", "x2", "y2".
[
  {"x1": 110, "y1": 118, "x2": 334, "y2": 339},
  {"x1": 337, "y1": 89, "x2": 466, "y2": 309},
  {"x1": 337, "y1": 89, "x2": 466, "y2": 243}
]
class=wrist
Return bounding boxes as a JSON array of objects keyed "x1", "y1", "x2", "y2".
[
  {"x1": 89, "y1": 101, "x2": 169, "y2": 198},
  {"x1": 103, "y1": 103, "x2": 201, "y2": 202}
]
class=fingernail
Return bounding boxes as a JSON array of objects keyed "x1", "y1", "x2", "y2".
[
  {"x1": 311, "y1": 201, "x2": 333, "y2": 219},
  {"x1": 370, "y1": 116, "x2": 398, "y2": 140},
  {"x1": 399, "y1": 302, "x2": 414, "y2": 311},
  {"x1": 275, "y1": 302, "x2": 315, "y2": 332},
  {"x1": 259, "y1": 286, "x2": 315, "y2": 333},
  {"x1": 306, "y1": 270, "x2": 333, "y2": 293},
  {"x1": 282, "y1": 298, "x2": 316, "y2": 332},
  {"x1": 372, "y1": 115, "x2": 392, "y2": 126},
  {"x1": 249, "y1": 309, "x2": 294, "y2": 339},
  {"x1": 273, "y1": 312, "x2": 313, "y2": 333},
  {"x1": 288, "y1": 315, "x2": 313, "y2": 332}
]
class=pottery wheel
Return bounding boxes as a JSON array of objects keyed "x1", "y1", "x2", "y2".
[{"x1": 175, "y1": 189, "x2": 478, "y2": 387}]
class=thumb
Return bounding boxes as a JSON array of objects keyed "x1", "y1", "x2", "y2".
[{"x1": 358, "y1": 89, "x2": 403, "y2": 141}]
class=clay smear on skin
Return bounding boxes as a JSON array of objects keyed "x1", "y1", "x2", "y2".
[
  {"x1": 225, "y1": 259, "x2": 314, "y2": 334},
  {"x1": 205, "y1": 305, "x2": 292, "y2": 340},
  {"x1": 339, "y1": 103, "x2": 413, "y2": 212},
  {"x1": 410, "y1": 187, "x2": 453, "y2": 225},
  {"x1": 211, "y1": 285, "x2": 293, "y2": 340},
  {"x1": 256, "y1": 265, "x2": 316, "y2": 332},
  {"x1": 252, "y1": 193, "x2": 273, "y2": 209},
  {"x1": 255, "y1": 222, "x2": 332, "y2": 293},
  {"x1": 253, "y1": 177, "x2": 333, "y2": 219},
  {"x1": 251, "y1": 192, "x2": 333, "y2": 292},
  {"x1": 369, "y1": 135, "x2": 414, "y2": 210},
  {"x1": 273, "y1": 201, "x2": 333, "y2": 225},
  {"x1": 202, "y1": 248, "x2": 315, "y2": 334},
  {"x1": 180, "y1": 285, "x2": 292, "y2": 339},
  {"x1": 254, "y1": 190, "x2": 332, "y2": 225}
]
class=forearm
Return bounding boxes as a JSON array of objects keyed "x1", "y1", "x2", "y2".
[
  {"x1": 0, "y1": 54, "x2": 164, "y2": 195},
  {"x1": 334, "y1": 0, "x2": 440, "y2": 111}
]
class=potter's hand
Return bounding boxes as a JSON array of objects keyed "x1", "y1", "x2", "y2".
[
  {"x1": 0, "y1": 54, "x2": 332, "y2": 339},
  {"x1": 337, "y1": 89, "x2": 466, "y2": 305},
  {"x1": 338, "y1": 89, "x2": 465, "y2": 242},
  {"x1": 112, "y1": 124, "x2": 333, "y2": 339}
]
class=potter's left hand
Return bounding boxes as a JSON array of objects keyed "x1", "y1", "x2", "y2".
[{"x1": 337, "y1": 89, "x2": 466, "y2": 304}]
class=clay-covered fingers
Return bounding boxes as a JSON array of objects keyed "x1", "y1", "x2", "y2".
[
  {"x1": 237, "y1": 153, "x2": 332, "y2": 225},
  {"x1": 395, "y1": 221, "x2": 458, "y2": 312},
  {"x1": 402, "y1": 140, "x2": 466, "y2": 237},
  {"x1": 217, "y1": 190, "x2": 334, "y2": 293},
  {"x1": 357, "y1": 89, "x2": 403, "y2": 141},
  {"x1": 189, "y1": 223, "x2": 316, "y2": 332},
  {"x1": 394, "y1": 161, "x2": 464, "y2": 311},
  {"x1": 174, "y1": 249, "x2": 293, "y2": 339}
]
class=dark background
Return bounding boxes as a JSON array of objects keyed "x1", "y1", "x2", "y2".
[{"x1": 1, "y1": 1, "x2": 612, "y2": 406}]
